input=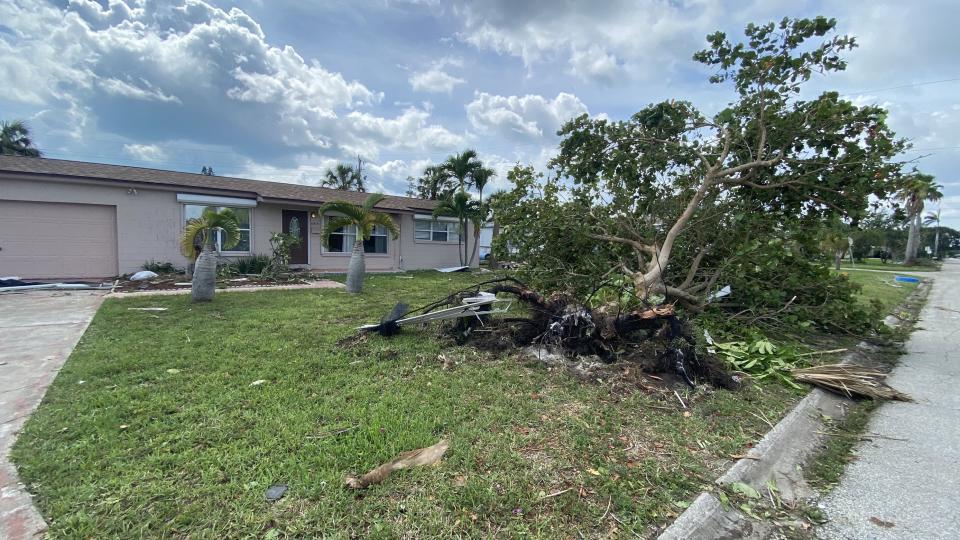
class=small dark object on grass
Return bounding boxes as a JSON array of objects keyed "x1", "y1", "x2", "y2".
[
  {"x1": 375, "y1": 302, "x2": 409, "y2": 336},
  {"x1": 265, "y1": 484, "x2": 288, "y2": 502},
  {"x1": 792, "y1": 364, "x2": 912, "y2": 401}
]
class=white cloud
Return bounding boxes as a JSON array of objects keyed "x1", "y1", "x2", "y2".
[
  {"x1": 0, "y1": 0, "x2": 460, "y2": 164},
  {"x1": 408, "y1": 56, "x2": 466, "y2": 94},
  {"x1": 466, "y1": 91, "x2": 588, "y2": 140},
  {"x1": 449, "y1": 0, "x2": 730, "y2": 83},
  {"x1": 99, "y1": 78, "x2": 182, "y2": 103},
  {"x1": 409, "y1": 69, "x2": 466, "y2": 94},
  {"x1": 123, "y1": 143, "x2": 167, "y2": 162}
]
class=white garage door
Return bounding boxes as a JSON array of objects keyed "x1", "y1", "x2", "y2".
[{"x1": 0, "y1": 200, "x2": 118, "y2": 279}]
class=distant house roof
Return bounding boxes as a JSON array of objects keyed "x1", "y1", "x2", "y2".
[{"x1": 0, "y1": 156, "x2": 437, "y2": 212}]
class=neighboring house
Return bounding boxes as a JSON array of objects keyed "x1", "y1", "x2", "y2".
[
  {"x1": 0, "y1": 156, "x2": 471, "y2": 279},
  {"x1": 478, "y1": 223, "x2": 494, "y2": 260}
]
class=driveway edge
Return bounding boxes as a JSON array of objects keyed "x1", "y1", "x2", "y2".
[{"x1": 1, "y1": 291, "x2": 106, "y2": 539}]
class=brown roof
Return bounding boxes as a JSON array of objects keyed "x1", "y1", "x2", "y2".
[{"x1": 0, "y1": 156, "x2": 437, "y2": 212}]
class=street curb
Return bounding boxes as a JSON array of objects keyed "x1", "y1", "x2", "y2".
[{"x1": 657, "y1": 280, "x2": 931, "y2": 540}]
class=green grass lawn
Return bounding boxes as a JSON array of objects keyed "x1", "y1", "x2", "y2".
[
  {"x1": 838, "y1": 257, "x2": 940, "y2": 272},
  {"x1": 14, "y1": 269, "x2": 912, "y2": 538},
  {"x1": 839, "y1": 269, "x2": 921, "y2": 312}
]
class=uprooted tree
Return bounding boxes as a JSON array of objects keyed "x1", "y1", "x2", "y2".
[{"x1": 493, "y1": 17, "x2": 906, "y2": 330}]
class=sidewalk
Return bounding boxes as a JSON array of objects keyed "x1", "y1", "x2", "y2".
[{"x1": 818, "y1": 261, "x2": 960, "y2": 539}]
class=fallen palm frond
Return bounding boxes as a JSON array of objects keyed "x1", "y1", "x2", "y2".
[
  {"x1": 345, "y1": 439, "x2": 449, "y2": 489},
  {"x1": 791, "y1": 364, "x2": 912, "y2": 401}
]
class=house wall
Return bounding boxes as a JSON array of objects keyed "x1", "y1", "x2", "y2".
[
  {"x1": 1, "y1": 177, "x2": 185, "y2": 274},
  {"x1": 398, "y1": 214, "x2": 477, "y2": 269},
  {"x1": 0, "y1": 175, "x2": 471, "y2": 275}
]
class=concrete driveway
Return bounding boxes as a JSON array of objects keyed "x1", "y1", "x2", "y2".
[{"x1": 0, "y1": 290, "x2": 104, "y2": 539}]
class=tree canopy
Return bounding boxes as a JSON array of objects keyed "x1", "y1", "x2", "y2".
[
  {"x1": 0, "y1": 120, "x2": 42, "y2": 157},
  {"x1": 494, "y1": 16, "x2": 909, "y2": 330}
]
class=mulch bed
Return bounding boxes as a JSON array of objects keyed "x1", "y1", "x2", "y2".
[{"x1": 112, "y1": 273, "x2": 313, "y2": 293}]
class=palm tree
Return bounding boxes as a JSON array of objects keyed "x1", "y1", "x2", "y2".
[
  {"x1": 471, "y1": 167, "x2": 495, "y2": 204},
  {"x1": 180, "y1": 208, "x2": 241, "y2": 302},
  {"x1": 0, "y1": 120, "x2": 42, "y2": 157},
  {"x1": 923, "y1": 209, "x2": 942, "y2": 260},
  {"x1": 820, "y1": 230, "x2": 850, "y2": 271},
  {"x1": 441, "y1": 149, "x2": 482, "y2": 191},
  {"x1": 319, "y1": 193, "x2": 399, "y2": 293},
  {"x1": 322, "y1": 163, "x2": 365, "y2": 192},
  {"x1": 896, "y1": 172, "x2": 942, "y2": 264},
  {"x1": 433, "y1": 191, "x2": 480, "y2": 266}
]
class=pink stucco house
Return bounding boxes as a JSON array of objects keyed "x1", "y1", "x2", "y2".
[{"x1": 0, "y1": 156, "x2": 471, "y2": 279}]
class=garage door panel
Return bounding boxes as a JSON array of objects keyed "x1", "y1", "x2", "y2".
[{"x1": 0, "y1": 201, "x2": 118, "y2": 279}]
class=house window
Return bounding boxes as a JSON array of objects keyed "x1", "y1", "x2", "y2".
[
  {"x1": 183, "y1": 205, "x2": 251, "y2": 252},
  {"x1": 415, "y1": 219, "x2": 459, "y2": 242},
  {"x1": 325, "y1": 218, "x2": 389, "y2": 254}
]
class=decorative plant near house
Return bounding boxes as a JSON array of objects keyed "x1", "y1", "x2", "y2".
[
  {"x1": 179, "y1": 207, "x2": 241, "y2": 301},
  {"x1": 262, "y1": 232, "x2": 301, "y2": 278},
  {"x1": 319, "y1": 193, "x2": 399, "y2": 293}
]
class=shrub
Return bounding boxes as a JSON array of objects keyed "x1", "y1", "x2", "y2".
[
  {"x1": 227, "y1": 254, "x2": 272, "y2": 275},
  {"x1": 141, "y1": 260, "x2": 180, "y2": 274}
]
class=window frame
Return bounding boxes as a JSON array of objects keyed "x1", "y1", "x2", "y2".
[
  {"x1": 182, "y1": 204, "x2": 253, "y2": 254},
  {"x1": 322, "y1": 217, "x2": 390, "y2": 255},
  {"x1": 414, "y1": 219, "x2": 460, "y2": 243}
]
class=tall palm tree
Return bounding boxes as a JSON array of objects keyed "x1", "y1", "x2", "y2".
[
  {"x1": 896, "y1": 172, "x2": 942, "y2": 264},
  {"x1": 180, "y1": 208, "x2": 241, "y2": 302},
  {"x1": 0, "y1": 120, "x2": 42, "y2": 157},
  {"x1": 471, "y1": 166, "x2": 495, "y2": 204},
  {"x1": 319, "y1": 193, "x2": 399, "y2": 293},
  {"x1": 923, "y1": 209, "x2": 942, "y2": 260},
  {"x1": 433, "y1": 191, "x2": 480, "y2": 266},
  {"x1": 322, "y1": 163, "x2": 365, "y2": 192},
  {"x1": 441, "y1": 149, "x2": 482, "y2": 191}
]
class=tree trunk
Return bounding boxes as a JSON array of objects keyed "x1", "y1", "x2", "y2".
[
  {"x1": 467, "y1": 224, "x2": 481, "y2": 267},
  {"x1": 834, "y1": 250, "x2": 843, "y2": 271},
  {"x1": 192, "y1": 245, "x2": 217, "y2": 302},
  {"x1": 489, "y1": 221, "x2": 500, "y2": 270},
  {"x1": 346, "y1": 239, "x2": 366, "y2": 293},
  {"x1": 934, "y1": 228, "x2": 940, "y2": 260},
  {"x1": 904, "y1": 213, "x2": 919, "y2": 264}
]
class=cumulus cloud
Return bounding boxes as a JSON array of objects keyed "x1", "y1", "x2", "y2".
[
  {"x1": 0, "y1": 0, "x2": 461, "y2": 164},
  {"x1": 123, "y1": 143, "x2": 167, "y2": 162},
  {"x1": 409, "y1": 69, "x2": 466, "y2": 94},
  {"x1": 466, "y1": 91, "x2": 588, "y2": 140},
  {"x1": 448, "y1": 0, "x2": 731, "y2": 83},
  {"x1": 408, "y1": 56, "x2": 466, "y2": 94}
]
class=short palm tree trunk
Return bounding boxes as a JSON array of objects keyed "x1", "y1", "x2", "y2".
[
  {"x1": 346, "y1": 240, "x2": 366, "y2": 293},
  {"x1": 192, "y1": 246, "x2": 217, "y2": 301}
]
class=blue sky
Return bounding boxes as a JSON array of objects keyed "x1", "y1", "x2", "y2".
[{"x1": 2, "y1": 0, "x2": 958, "y2": 226}]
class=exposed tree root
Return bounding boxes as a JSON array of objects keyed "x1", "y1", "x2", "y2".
[{"x1": 436, "y1": 279, "x2": 738, "y2": 389}]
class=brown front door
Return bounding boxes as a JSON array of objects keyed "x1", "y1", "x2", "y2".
[{"x1": 282, "y1": 210, "x2": 309, "y2": 265}]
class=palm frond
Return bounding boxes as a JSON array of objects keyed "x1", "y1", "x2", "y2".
[
  {"x1": 319, "y1": 201, "x2": 365, "y2": 223},
  {"x1": 362, "y1": 193, "x2": 387, "y2": 212},
  {"x1": 180, "y1": 219, "x2": 207, "y2": 257},
  {"x1": 210, "y1": 208, "x2": 241, "y2": 249},
  {"x1": 370, "y1": 212, "x2": 400, "y2": 239},
  {"x1": 792, "y1": 364, "x2": 912, "y2": 401},
  {"x1": 319, "y1": 216, "x2": 356, "y2": 247}
]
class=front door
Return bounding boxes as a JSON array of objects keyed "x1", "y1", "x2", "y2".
[{"x1": 282, "y1": 210, "x2": 309, "y2": 265}]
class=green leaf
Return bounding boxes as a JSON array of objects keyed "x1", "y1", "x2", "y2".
[{"x1": 730, "y1": 482, "x2": 761, "y2": 499}]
